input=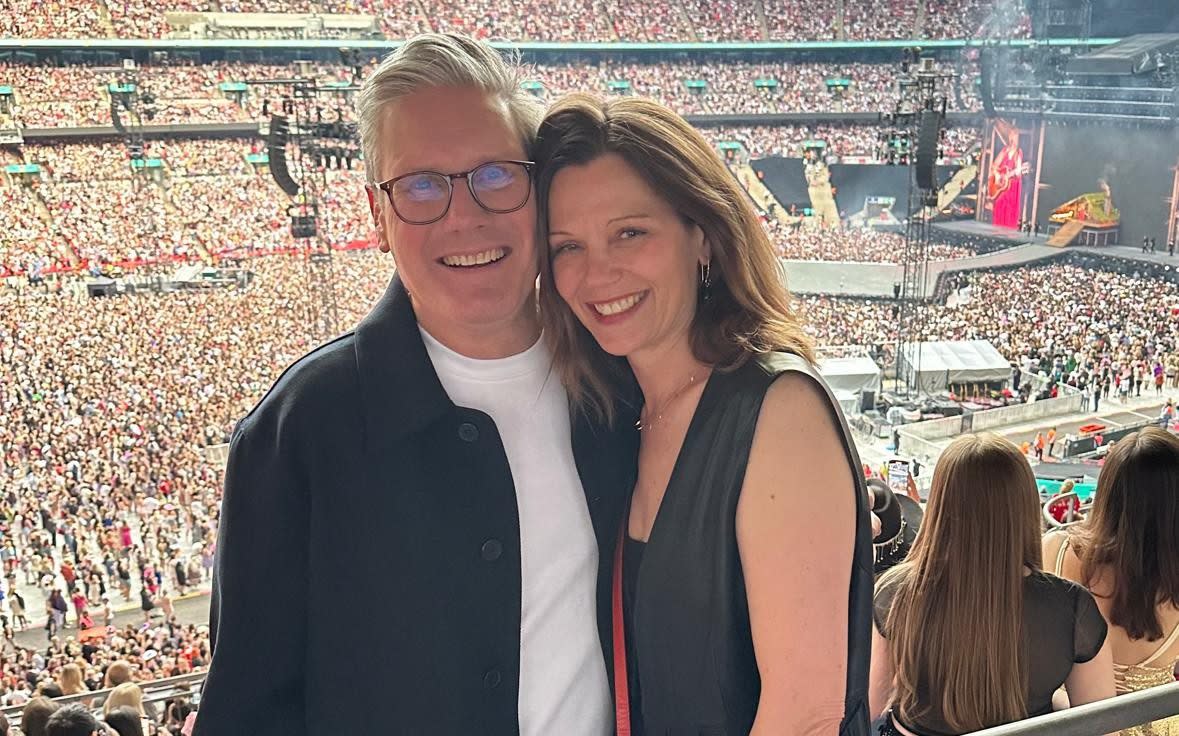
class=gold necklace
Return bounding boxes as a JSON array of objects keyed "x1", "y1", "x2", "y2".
[{"x1": 636, "y1": 371, "x2": 705, "y2": 431}]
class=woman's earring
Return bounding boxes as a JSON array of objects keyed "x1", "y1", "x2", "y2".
[{"x1": 699, "y1": 261, "x2": 712, "y2": 303}]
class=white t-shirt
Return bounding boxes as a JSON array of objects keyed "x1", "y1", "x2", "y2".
[{"x1": 421, "y1": 329, "x2": 611, "y2": 736}]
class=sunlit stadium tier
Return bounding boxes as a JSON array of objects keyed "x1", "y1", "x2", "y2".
[
  {"x1": 0, "y1": 0, "x2": 1033, "y2": 41},
  {"x1": 0, "y1": 56, "x2": 987, "y2": 130}
]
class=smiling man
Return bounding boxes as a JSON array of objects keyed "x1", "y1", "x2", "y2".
[{"x1": 195, "y1": 34, "x2": 637, "y2": 736}]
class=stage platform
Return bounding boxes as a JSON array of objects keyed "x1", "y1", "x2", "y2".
[
  {"x1": 783, "y1": 225, "x2": 1179, "y2": 298},
  {"x1": 1079, "y1": 244, "x2": 1179, "y2": 266},
  {"x1": 930, "y1": 220, "x2": 1054, "y2": 247},
  {"x1": 784, "y1": 243, "x2": 1066, "y2": 298}
]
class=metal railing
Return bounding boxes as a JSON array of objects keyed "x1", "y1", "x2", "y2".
[
  {"x1": 969, "y1": 682, "x2": 1179, "y2": 736},
  {"x1": 1041, "y1": 491, "x2": 1089, "y2": 529},
  {"x1": 1, "y1": 671, "x2": 206, "y2": 725}
]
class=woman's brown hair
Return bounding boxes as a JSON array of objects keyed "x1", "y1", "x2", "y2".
[
  {"x1": 533, "y1": 93, "x2": 814, "y2": 424},
  {"x1": 878, "y1": 433, "x2": 1042, "y2": 732},
  {"x1": 1072, "y1": 426, "x2": 1179, "y2": 640}
]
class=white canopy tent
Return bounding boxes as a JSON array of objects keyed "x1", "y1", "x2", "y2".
[
  {"x1": 899, "y1": 340, "x2": 1010, "y2": 394},
  {"x1": 819, "y1": 356, "x2": 883, "y2": 397}
]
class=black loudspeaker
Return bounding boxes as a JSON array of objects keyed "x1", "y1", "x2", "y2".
[
  {"x1": 110, "y1": 100, "x2": 125, "y2": 134},
  {"x1": 86, "y1": 279, "x2": 117, "y2": 298},
  {"x1": 915, "y1": 110, "x2": 941, "y2": 191},
  {"x1": 860, "y1": 390, "x2": 877, "y2": 413},
  {"x1": 267, "y1": 115, "x2": 300, "y2": 197},
  {"x1": 291, "y1": 215, "x2": 317, "y2": 239},
  {"x1": 978, "y1": 48, "x2": 996, "y2": 117}
]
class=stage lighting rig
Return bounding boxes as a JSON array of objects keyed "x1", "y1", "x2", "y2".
[
  {"x1": 241, "y1": 71, "x2": 365, "y2": 340},
  {"x1": 887, "y1": 50, "x2": 953, "y2": 396}
]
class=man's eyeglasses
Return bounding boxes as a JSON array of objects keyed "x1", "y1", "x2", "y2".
[{"x1": 375, "y1": 160, "x2": 535, "y2": 225}]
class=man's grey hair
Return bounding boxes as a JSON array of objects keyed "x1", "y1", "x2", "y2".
[{"x1": 356, "y1": 33, "x2": 544, "y2": 184}]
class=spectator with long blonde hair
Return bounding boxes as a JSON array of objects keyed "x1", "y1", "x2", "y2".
[
  {"x1": 871, "y1": 433, "x2": 1115, "y2": 734},
  {"x1": 103, "y1": 682, "x2": 145, "y2": 718},
  {"x1": 56, "y1": 664, "x2": 86, "y2": 697}
]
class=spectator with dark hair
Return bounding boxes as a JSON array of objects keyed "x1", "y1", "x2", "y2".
[
  {"x1": 37, "y1": 683, "x2": 62, "y2": 700},
  {"x1": 871, "y1": 433, "x2": 1115, "y2": 734},
  {"x1": 1045, "y1": 427, "x2": 1179, "y2": 735},
  {"x1": 537, "y1": 92, "x2": 869, "y2": 735},
  {"x1": 103, "y1": 706, "x2": 144, "y2": 736},
  {"x1": 21, "y1": 697, "x2": 60, "y2": 736},
  {"x1": 164, "y1": 699, "x2": 194, "y2": 734},
  {"x1": 45, "y1": 704, "x2": 103, "y2": 736}
]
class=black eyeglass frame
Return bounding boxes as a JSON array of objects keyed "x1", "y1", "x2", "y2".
[{"x1": 374, "y1": 159, "x2": 536, "y2": 225}]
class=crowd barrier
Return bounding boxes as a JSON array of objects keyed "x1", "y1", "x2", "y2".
[
  {"x1": 898, "y1": 389, "x2": 1085, "y2": 467},
  {"x1": 969, "y1": 682, "x2": 1179, "y2": 736},
  {"x1": 970, "y1": 391, "x2": 1084, "y2": 432},
  {"x1": 1, "y1": 671, "x2": 206, "y2": 727},
  {"x1": 4, "y1": 670, "x2": 1173, "y2": 733}
]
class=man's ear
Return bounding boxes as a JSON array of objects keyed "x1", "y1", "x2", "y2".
[{"x1": 366, "y1": 185, "x2": 392, "y2": 254}]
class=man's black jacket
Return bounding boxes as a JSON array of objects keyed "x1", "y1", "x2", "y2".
[{"x1": 194, "y1": 275, "x2": 638, "y2": 735}]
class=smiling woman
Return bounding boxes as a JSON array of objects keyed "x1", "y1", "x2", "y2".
[
  {"x1": 536, "y1": 95, "x2": 814, "y2": 425},
  {"x1": 547, "y1": 153, "x2": 707, "y2": 361},
  {"x1": 534, "y1": 93, "x2": 875, "y2": 736}
]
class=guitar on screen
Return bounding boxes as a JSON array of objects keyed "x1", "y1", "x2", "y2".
[{"x1": 987, "y1": 162, "x2": 1030, "y2": 199}]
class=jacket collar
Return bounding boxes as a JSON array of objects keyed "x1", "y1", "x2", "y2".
[
  {"x1": 354, "y1": 273, "x2": 455, "y2": 451},
  {"x1": 353, "y1": 272, "x2": 641, "y2": 491}
]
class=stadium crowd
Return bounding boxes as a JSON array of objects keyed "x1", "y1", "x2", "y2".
[
  {"x1": 1, "y1": 131, "x2": 981, "y2": 278},
  {"x1": 2, "y1": 140, "x2": 374, "y2": 276},
  {"x1": 3, "y1": 240, "x2": 1177, "y2": 725},
  {"x1": 2, "y1": 56, "x2": 984, "y2": 130},
  {"x1": 4, "y1": 6, "x2": 1176, "y2": 734},
  {"x1": 1, "y1": 0, "x2": 1028, "y2": 41},
  {"x1": 763, "y1": 0, "x2": 839, "y2": 39},
  {"x1": 711, "y1": 123, "x2": 980, "y2": 158},
  {"x1": 2, "y1": 151, "x2": 1177, "y2": 732},
  {"x1": 768, "y1": 226, "x2": 974, "y2": 262},
  {"x1": 602, "y1": 0, "x2": 695, "y2": 41},
  {"x1": 0, "y1": 250, "x2": 392, "y2": 725},
  {"x1": 800, "y1": 264, "x2": 1179, "y2": 392}
]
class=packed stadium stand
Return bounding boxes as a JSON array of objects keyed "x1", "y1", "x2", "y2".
[
  {"x1": 0, "y1": 0, "x2": 1024, "y2": 40},
  {"x1": 3, "y1": 0, "x2": 1179, "y2": 731}
]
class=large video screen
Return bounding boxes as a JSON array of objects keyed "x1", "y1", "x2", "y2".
[{"x1": 1036, "y1": 125, "x2": 1178, "y2": 248}]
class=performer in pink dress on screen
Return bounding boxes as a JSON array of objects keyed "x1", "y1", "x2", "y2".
[{"x1": 989, "y1": 126, "x2": 1025, "y2": 229}]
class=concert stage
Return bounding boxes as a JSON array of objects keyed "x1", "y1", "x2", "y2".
[
  {"x1": 783, "y1": 243, "x2": 1066, "y2": 298},
  {"x1": 930, "y1": 220, "x2": 1052, "y2": 249},
  {"x1": 1090, "y1": 244, "x2": 1179, "y2": 265}
]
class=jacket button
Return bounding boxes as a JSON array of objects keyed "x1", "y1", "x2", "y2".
[
  {"x1": 481, "y1": 539, "x2": 503, "y2": 562},
  {"x1": 458, "y1": 422, "x2": 479, "y2": 442},
  {"x1": 483, "y1": 668, "x2": 502, "y2": 689}
]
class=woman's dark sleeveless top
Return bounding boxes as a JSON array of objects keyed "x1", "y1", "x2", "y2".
[{"x1": 620, "y1": 352, "x2": 874, "y2": 735}]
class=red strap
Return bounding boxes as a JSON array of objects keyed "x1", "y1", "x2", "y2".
[{"x1": 613, "y1": 515, "x2": 631, "y2": 736}]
